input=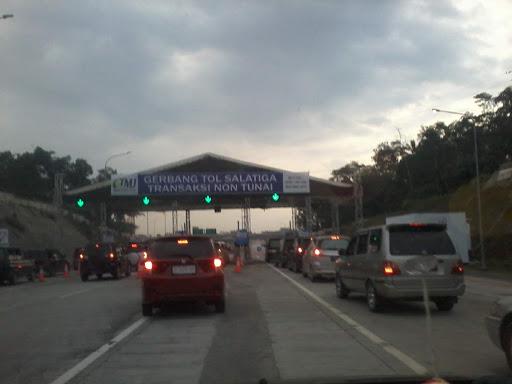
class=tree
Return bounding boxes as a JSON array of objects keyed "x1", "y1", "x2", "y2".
[
  {"x1": 65, "y1": 159, "x2": 93, "y2": 190},
  {"x1": 330, "y1": 161, "x2": 365, "y2": 183},
  {"x1": 0, "y1": 147, "x2": 95, "y2": 201},
  {"x1": 95, "y1": 167, "x2": 117, "y2": 182},
  {"x1": 372, "y1": 141, "x2": 402, "y2": 175}
]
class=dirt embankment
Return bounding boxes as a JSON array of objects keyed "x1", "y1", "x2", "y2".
[{"x1": 0, "y1": 192, "x2": 90, "y2": 258}]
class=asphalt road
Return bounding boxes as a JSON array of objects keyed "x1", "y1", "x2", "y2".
[{"x1": 0, "y1": 264, "x2": 510, "y2": 384}]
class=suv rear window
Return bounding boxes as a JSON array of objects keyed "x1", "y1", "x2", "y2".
[
  {"x1": 150, "y1": 238, "x2": 214, "y2": 259},
  {"x1": 268, "y1": 239, "x2": 281, "y2": 249},
  {"x1": 389, "y1": 225, "x2": 456, "y2": 255},
  {"x1": 298, "y1": 238, "x2": 311, "y2": 248},
  {"x1": 320, "y1": 239, "x2": 349, "y2": 250},
  {"x1": 85, "y1": 244, "x2": 114, "y2": 257}
]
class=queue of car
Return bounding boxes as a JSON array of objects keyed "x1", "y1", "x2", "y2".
[{"x1": 0, "y1": 246, "x2": 75, "y2": 285}]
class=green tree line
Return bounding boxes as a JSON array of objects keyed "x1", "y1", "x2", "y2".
[
  {"x1": 303, "y1": 86, "x2": 512, "y2": 230},
  {"x1": 336, "y1": 86, "x2": 512, "y2": 223},
  {"x1": 0, "y1": 147, "x2": 95, "y2": 201}
]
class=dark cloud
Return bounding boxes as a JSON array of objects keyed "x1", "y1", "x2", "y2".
[{"x1": 0, "y1": 0, "x2": 509, "y2": 176}]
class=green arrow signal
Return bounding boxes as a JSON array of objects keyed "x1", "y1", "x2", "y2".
[
  {"x1": 76, "y1": 198, "x2": 85, "y2": 208},
  {"x1": 204, "y1": 195, "x2": 212, "y2": 204},
  {"x1": 142, "y1": 196, "x2": 150, "y2": 206},
  {"x1": 272, "y1": 193, "x2": 280, "y2": 202}
]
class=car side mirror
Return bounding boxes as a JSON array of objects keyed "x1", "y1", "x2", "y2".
[{"x1": 338, "y1": 249, "x2": 346, "y2": 256}]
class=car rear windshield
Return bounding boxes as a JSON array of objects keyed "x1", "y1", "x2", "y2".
[
  {"x1": 268, "y1": 239, "x2": 281, "y2": 249},
  {"x1": 298, "y1": 238, "x2": 311, "y2": 248},
  {"x1": 150, "y1": 238, "x2": 214, "y2": 259},
  {"x1": 389, "y1": 225, "x2": 456, "y2": 255},
  {"x1": 85, "y1": 244, "x2": 113, "y2": 256},
  {"x1": 320, "y1": 239, "x2": 349, "y2": 250}
]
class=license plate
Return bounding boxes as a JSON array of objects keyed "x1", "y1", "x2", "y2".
[{"x1": 172, "y1": 265, "x2": 197, "y2": 275}]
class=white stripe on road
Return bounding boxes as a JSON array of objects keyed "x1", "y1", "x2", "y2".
[
  {"x1": 59, "y1": 287, "x2": 97, "y2": 299},
  {"x1": 268, "y1": 264, "x2": 428, "y2": 376},
  {"x1": 48, "y1": 318, "x2": 147, "y2": 384}
]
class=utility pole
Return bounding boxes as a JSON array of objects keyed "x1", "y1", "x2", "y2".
[{"x1": 432, "y1": 108, "x2": 486, "y2": 269}]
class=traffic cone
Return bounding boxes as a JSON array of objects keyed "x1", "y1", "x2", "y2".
[
  {"x1": 234, "y1": 256, "x2": 242, "y2": 273},
  {"x1": 63, "y1": 263, "x2": 70, "y2": 278},
  {"x1": 38, "y1": 267, "x2": 45, "y2": 282}
]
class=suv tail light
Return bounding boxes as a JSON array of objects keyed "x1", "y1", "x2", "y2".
[
  {"x1": 297, "y1": 247, "x2": 303, "y2": 254},
  {"x1": 383, "y1": 261, "x2": 400, "y2": 276},
  {"x1": 144, "y1": 260, "x2": 153, "y2": 270},
  {"x1": 451, "y1": 261, "x2": 464, "y2": 275},
  {"x1": 313, "y1": 248, "x2": 321, "y2": 257}
]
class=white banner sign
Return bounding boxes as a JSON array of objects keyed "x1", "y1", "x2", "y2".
[
  {"x1": 283, "y1": 172, "x2": 310, "y2": 193},
  {"x1": 111, "y1": 174, "x2": 138, "y2": 196}
]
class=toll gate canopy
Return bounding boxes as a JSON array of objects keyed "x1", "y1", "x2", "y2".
[{"x1": 64, "y1": 153, "x2": 353, "y2": 213}]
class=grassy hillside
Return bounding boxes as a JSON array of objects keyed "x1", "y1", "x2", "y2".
[{"x1": 0, "y1": 197, "x2": 90, "y2": 258}]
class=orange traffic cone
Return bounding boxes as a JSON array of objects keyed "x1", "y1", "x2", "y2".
[
  {"x1": 63, "y1": 263, "x2": 70, "y2": 278},
  {"x1": 38, "y1": 267, "x2": 45, "y2": 282},
  {"x1": 234, "y1": 256, "x2": 242, "y2": 273}
]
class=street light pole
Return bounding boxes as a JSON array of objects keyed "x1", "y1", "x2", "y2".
[
  {"x1": 104, "y1": 151, "x2": 132, "y2": 176},
  {"x1": 432, "y1": 108, "x2": 486, "y2": 269}
]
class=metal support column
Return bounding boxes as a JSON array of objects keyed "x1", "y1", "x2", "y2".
[
  {"x1": 100, "y1": 202, "x2": 107, "y2": 228},
  {"x1": 185, "y1": 209, "x2": 191, "y2": 235},
  {"x1": 171, "y1": 201, "x2": 178, "y2": 234},
  {"x1": 305, "y1": 196, "x2": 312, "y2": 233},
  {"x1": 331, "y1": 200, "x2": 340, "y2": 233},
  {"x1": 241, "y1": 197, "x2": 251, "y2": 233}
]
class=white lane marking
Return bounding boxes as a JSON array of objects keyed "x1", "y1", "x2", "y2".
[
  {"x1": 48, "y1": 318, "x2": 147, "y2": 384},
  {"x1": 383, "y1": 345, "x2": 429, "y2": 375},
  {"x1": 59, "y1": 287, "x2": 96, "y2": 299},
  {"x1": 268, "y1": 264, "x2": 428, "y2": 376}
]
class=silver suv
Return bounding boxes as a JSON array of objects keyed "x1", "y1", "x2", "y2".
[
  {"x1": 302, "y1": 235, "x2": 350, "y2": 281},
  {"x1": 334, "y1": 224, "x2": 465, "y2": 312}
]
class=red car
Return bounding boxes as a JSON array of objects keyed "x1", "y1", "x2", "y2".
[{"x1": 141, "y1": 236, "x2": 225, "y2": 316}]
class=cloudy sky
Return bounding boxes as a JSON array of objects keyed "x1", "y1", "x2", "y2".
[{"x1": 1, "y1": 1, "x2": 511, "y2": 233}]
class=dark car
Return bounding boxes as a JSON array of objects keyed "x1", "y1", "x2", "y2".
[
  {"x1": 141, "y1": 236, "x2": 225, "y2": 316},
  {"x1": 0, "y1": 247, "x2": 35, "y2": 285},
  {"x1": 25, "y1": 249, "x2": 70, "y2": 277},
  {"x1": 266, "y1": 238, "x2": 283, "y2": 265},
  {"x1": 282, "y1": 236, "x2": 312, "y2": 273},
  {"x1": 79, "y1": 243, "x2": 131, "y2": 281}
]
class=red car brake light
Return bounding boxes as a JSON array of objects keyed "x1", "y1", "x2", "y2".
[
  {"x1": 144, "y1": 260, "x2": 153, "y2": 270},
  {"x1": 383, "y1": 261, "x2": 400, "y2": 276},
  {"x1": 313, "y1": 248, "x2": 321, "y2": 257},
  {"x1": 297, "y1": 247, "x2": 303, "y2": 254},
  {"x1": 451, "y1": 261, "x2": 464, "y2": 275},
  {"x1": 213, "y1": 257, "x2": 222, "y2": 268}
]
